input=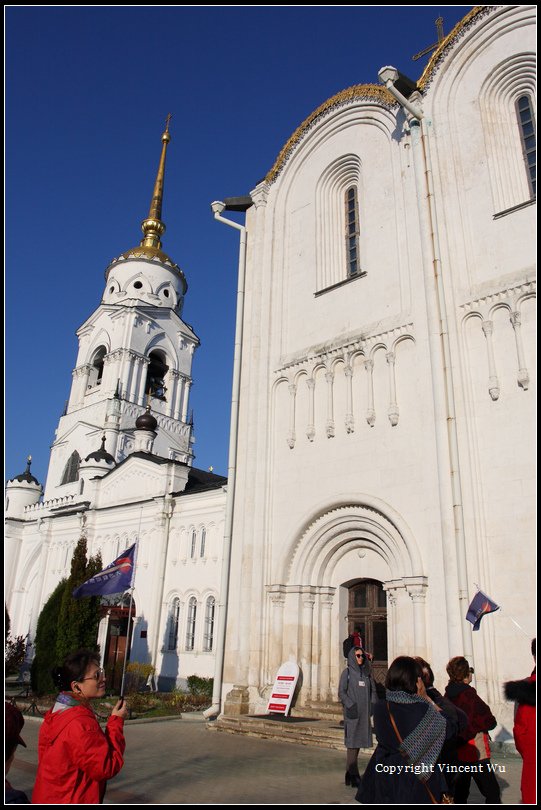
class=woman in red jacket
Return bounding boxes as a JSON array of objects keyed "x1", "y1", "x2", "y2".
[
  {"x1": 33, "y1": 649, "x2": 128, "y2": 804},
  {"x1": 444, "y1": 656, "x2": 501, "y2": 804},
  {"x1": 504, "y1": 638, "x2": 536, "y2": 804}
]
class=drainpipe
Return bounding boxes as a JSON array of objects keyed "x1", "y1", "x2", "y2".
[
  {"x1": 203, "y1": 202, "x2": 247, "y2": 718},
  {"x1": 378, "y1": 67, "x2": 473, "y2": 661}
]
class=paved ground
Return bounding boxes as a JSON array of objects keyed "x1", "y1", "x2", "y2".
[{"x1": 11, "y1": 713, "x2": 523, "y2": 805}]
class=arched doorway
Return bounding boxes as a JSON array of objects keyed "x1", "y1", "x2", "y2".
[
  {"x1": 348, "y1": 579, "x2": 388, "y2": 693},
  {"x1": 101, "y1": 596, "x2": 136, "y2": 693}
]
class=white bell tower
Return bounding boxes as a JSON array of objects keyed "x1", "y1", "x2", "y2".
[{"x1": 44, "y1": 117, "x2": 199, "y2": 501}]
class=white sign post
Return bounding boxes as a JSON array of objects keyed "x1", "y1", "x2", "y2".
[{"x1": 266, "y1": 661, "x2": 300, "y2": 716}]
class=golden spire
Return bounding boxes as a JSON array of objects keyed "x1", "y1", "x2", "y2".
[{"x1": 140, "y1": 114, "x2": 172, "y2": 250}]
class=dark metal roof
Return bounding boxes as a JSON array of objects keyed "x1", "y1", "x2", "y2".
[{"x1": 9, "y1": 458, "x2": 40, "y2": 486}]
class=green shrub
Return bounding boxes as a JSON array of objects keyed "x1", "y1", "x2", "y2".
[{"x1": 186, "y1": 675, "x2": 213, "y2": 698}]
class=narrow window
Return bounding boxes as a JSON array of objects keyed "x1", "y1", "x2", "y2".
[
  {"x1": 185, "y1": 597, "x2": 197, "y2": 651},
  {"x1": 167, "y1": 598, "x2": 180, "y2": 650},
  {"x1": 345, "y1": 186, "x2": 361, "y2": 277},
  {"x1": 200, "y1": 527, "x2": 206, "y2": 558},
  {"x1": 203, "y1": 596, "x2": 216, "y2": 652},
  {"x1": 87, "y1": 346, "x2": 107, "y2": 390},
  {"x1": 61, "y1": 451, "x2": 80, "y2": 484},
  {"x1": 145, "y1": 351, "x2": 168, "y2": 400},
  {"x1": 516, "y1": 95, "x2": 536, "y2": 196},
  {"x1": 190, "y1": 530, "x2": 197, "y2": 559}
]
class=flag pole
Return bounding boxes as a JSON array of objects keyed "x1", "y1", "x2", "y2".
[{"x1": 119, "y1": 528, "x2": 141, "y2": 698}]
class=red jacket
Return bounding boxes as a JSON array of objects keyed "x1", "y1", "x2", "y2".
[{"x1": 32, "y1": 704, "x2": 125, "y2": 804}]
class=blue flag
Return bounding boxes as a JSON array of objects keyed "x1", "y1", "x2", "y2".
[
  {"x1": 72, "y1": 544, "x2": 136, "y2": 598},
  {"x1": 466, "y1": 590, "x2": 500, "y2": 631}
]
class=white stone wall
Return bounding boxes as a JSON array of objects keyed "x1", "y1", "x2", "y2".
[{"x1": 222, "y1": 4, "x2": 536, "y2": 736}]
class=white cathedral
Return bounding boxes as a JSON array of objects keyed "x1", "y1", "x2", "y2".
[{"x1": 5, "y1": 5, "x2": 536, "y2": 735}]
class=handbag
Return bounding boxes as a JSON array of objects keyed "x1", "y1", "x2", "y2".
[{"x1": 386, "y1": 703, "x2": 455, "y2": 805}]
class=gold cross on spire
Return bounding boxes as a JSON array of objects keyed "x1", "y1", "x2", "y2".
[
  {"x1": 165, "y1": 112, "x2": 172, "y2": 133},
  {"x1": 412, "y1": 16, "x2": 445, "y2": 61}
]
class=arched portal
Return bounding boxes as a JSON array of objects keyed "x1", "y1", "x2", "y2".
[
  {"x1": 346, "y1": 578, "x2": 388, "y2": 692},
  {"x1": 266, "y1": 498, "x2": 427, "y2": 706}
]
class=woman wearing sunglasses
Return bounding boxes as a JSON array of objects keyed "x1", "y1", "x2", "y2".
[
  {"x1": 33, "y1": 649, "x2": 128, "y2": 804},
  {"x1": 338, "y1": 645, "x2": 377, "y2": 788}
]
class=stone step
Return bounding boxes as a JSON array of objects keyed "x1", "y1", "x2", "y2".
[
  {"x1": 292, "y1": 701, "x2": 344, "y2": 721},
  {"x1": 208, "y1": 714, "x2": 374, "y2": 752}
]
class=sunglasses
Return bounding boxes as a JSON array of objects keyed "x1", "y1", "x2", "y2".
[{"x1": 80, "y1": 667, "x2": 106, "y2": 682}]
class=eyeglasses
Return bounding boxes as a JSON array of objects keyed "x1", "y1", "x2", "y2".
[
  {"x1": 355, "y1": 652, "x2": 363, "y2": 658},
  {"x1": 80, "y1": 667, "x2": 106, "y2": 682},
  {"x1": 469, "y1": 667, "x2": 475, "y2": 674}
]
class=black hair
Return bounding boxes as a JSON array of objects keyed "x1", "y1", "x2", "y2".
[
  {"x1": 532, "y1": 638, "x2": 536, "y2": 658},
  {"x1": 385, "y1": 656, "x2": 422, "y2": 694},
  {"x1": 51, "y1": 648, "x2": 100, "y2": 691}
]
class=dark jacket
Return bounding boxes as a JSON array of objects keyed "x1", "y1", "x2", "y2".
[
  {"x1": 4, "y1": 781, "x2": 30, "y2": 804},
  {"x1": 356, "y1": 699, "x2": 453, "y2": 804},
  {"x1": 445, "y1": 681, "x2": 496, "y2": 763},
  {"x1": 338, "y1": 648, "x2": 376, "y2": 748}
]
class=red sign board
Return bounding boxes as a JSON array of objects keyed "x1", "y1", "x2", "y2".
[{"x1": 266, "y1": 661, "x2": 300, "y2": 716}]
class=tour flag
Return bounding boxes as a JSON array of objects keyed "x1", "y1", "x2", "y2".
[
  {"x1": 72, "y1": 544, "x2": 136, "y2": 598},
  {"x1": 466, "y1": 589, "x2": 500, "y2": 631}
]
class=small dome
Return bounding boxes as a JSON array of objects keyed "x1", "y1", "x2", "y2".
[
  {"x1": 84, "y1": 436, "x2": 116, "y2": 465},
  {"x1": 10, "y1": 457, "x2": 40, "y2": 486},
  {"x1": 136, "y1": 407, "x2": 158, "y2": 432}
]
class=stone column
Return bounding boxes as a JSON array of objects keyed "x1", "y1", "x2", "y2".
[
  {"x1": 404, "y1": 576, "x2": 429, "y2": 656},
  {"x1": 181, "y1": 378, "x2": 192, "y2": 422},
  {"x1": 287, "y1": 382, "x2": 296, "y2": 449},
  {"x1": 510, "y1": 310, "x2": 530, "y2": 390},
  {"x1": 299, "y1": 587, "x2": 316, "y2": 705},
  {"x1": 268, "y1": 587, "x2": 286, "y2": 681},
  {"x1": 481, "y1": 320, "x2": 500, "y2": 401},
  {"x1": 306, "y1": 378, "x2": 316, "y2": 442},
  {"x1": 364, "y1": 358, "x2": 376, "y2": 426},
  {"x1": 344, "y1": 364, "x2": 355, "y2": 433},
  {"x1": 386, "y1": 351, "x2": 399, "y2": 426},
  {"x1": 325, "y1": 371, "x2": 335, "y2": 438},
  {"x1": 318, "y1": 587, "x2": 335, "y2": 701}
]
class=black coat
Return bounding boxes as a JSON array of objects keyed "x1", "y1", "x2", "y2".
[{"x1": 356, "y1": 699, "x2": 453, "y2": 804}]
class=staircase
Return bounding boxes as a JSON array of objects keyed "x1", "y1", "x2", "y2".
[{"x1": 209, "y1": 701, "x2": 375, "y2": 752}]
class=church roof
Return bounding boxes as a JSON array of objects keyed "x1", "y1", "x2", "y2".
[
  {"x1": 84, "y1": 436, "x2": 116, "y2": 466},
  {"x1": 9, "y1": 457, "x2": 40, "y2": 486},
  {"x1": 265, "y1": 6, "x2": 490, "y2": 185},
  {"x1": 180, "y1": 467, "x2": 228, "y2": 495}
]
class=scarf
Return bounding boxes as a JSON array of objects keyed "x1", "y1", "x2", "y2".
[
  {"x1": 386, "y1": 689, "x2": 447, "y2": 781},
  {"x1": 52, "y1": 691, "x2": 87, "y2": 714}
]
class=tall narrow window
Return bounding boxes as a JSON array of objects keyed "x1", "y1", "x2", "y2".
[
  {"x1": 185, "y1": 597, "x2": 197, "y2": 651},
  {"x1": 203, "y1": 596, "x2": 216, "y2": 652},
  {"x1": 87, "y1": 346, "x2": 107, "y2": 390},
  {"x1": 190, "y1": 530, "x2": 197, "y2": 559},
  {"x1": 517, "y1": 95, "x2": 536, "y2": 196},
  {"x1": 345, "y1": 186, "x2": 360, "y2": 277},
  {"x1": 200, "y1": 528, "x2": 206, "y2": 558},
  {"x1": 167, "y1": 598, "x2": 180, "y2": 651},
  {"x1": 145, "y1": 351, "x2": 168, "y2": 400},
  {"x1": 61, "y1": 451, "x2": 80, "y2": 484}
]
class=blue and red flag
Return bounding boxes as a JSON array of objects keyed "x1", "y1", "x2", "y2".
[
  {"x1": 72, "y1": 544, "x2": 136, "y2": 598},
  {"x1": 466, "y1": 590, "x2": 500, "y2": 631}
]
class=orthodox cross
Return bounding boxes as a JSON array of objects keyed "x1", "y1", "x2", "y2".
[
  {"x1": 165, "y1": 112, "x2": 172, "y2": 132},
  {"x1": 412, "y1": 16, "x2": 445, "y2": 61}
]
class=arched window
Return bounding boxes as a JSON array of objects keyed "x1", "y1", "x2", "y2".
[
  {"x1": 190, "y1": 530, "x2": 197, "y2": 559},
  {"x1": 185, "y1": 597, "x2": 197, "y2": 651},
  {"x1": 203, "y1": 596, "x2": 216, "y2": 652},
  {"x1": 167, "y1": 598, "x2": 180, "y2": 651},
  {"x1": 87, "y1": 346, "x2": 107, "y2": 390},
  {"x1": 516, "y1": 95, "x2": 536, "y2": 196},
  {"x1": 61, "y1": 451, "x2": 80, "y2": 485},
  {"x1": 200, "y1": 527, "x2": 206, "y2": 558},
  {"x1": 145, "y1": 351, "x2": 169, "y2": 400},
  {"x1": 345, "y1": 186, "x2": 361, "y2": 277}
]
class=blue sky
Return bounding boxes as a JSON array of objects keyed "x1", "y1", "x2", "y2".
[{"x1": 6, "y1": 5, "x2": 471, "y2": 485}]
